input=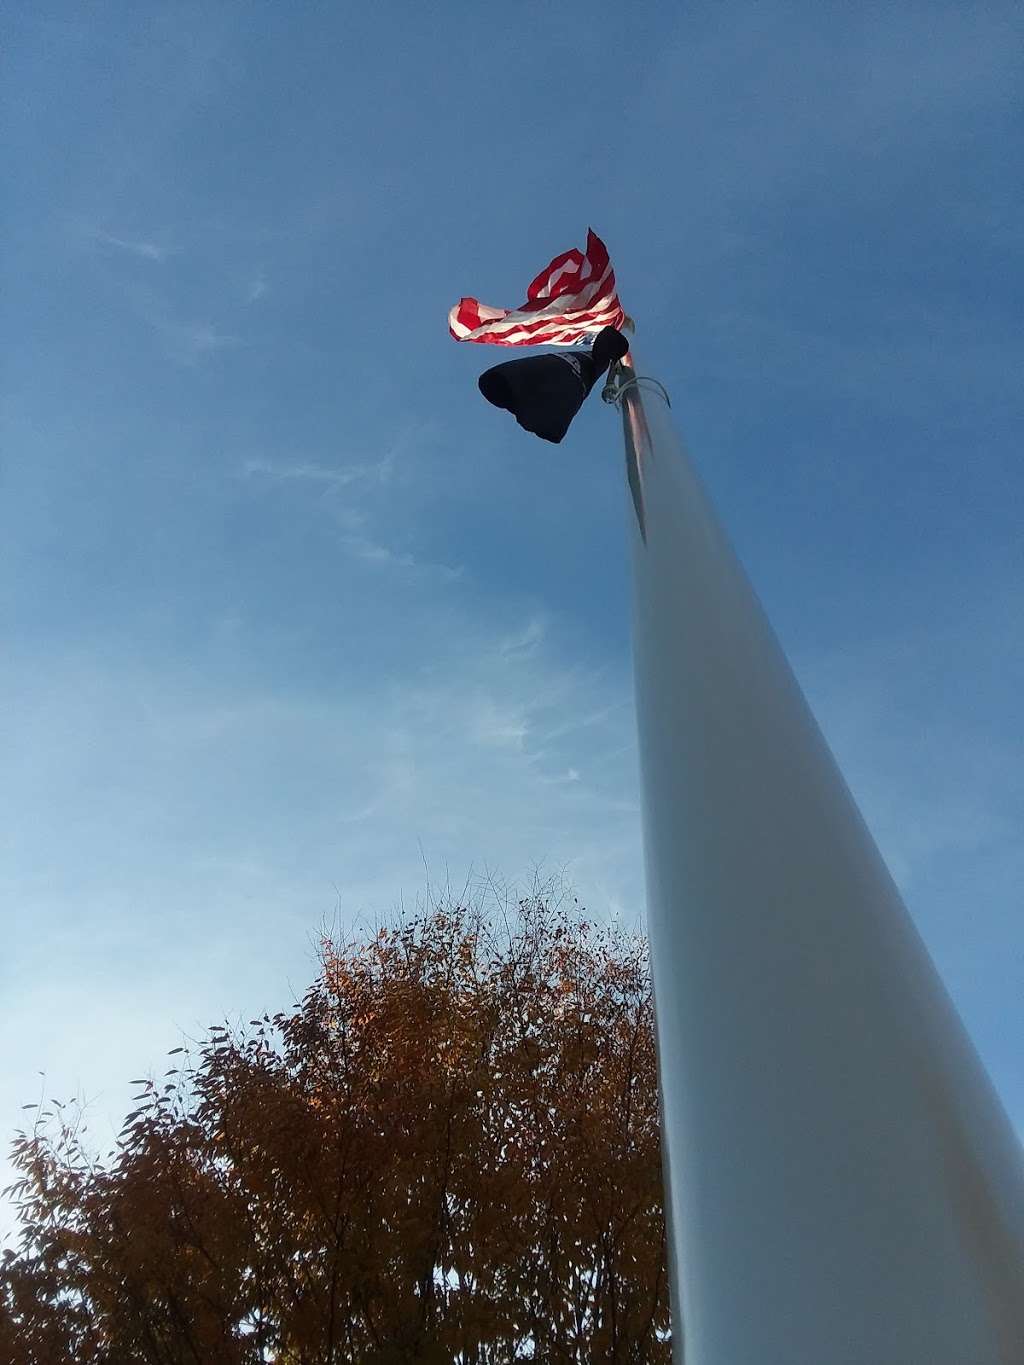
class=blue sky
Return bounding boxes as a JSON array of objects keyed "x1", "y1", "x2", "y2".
[{"x1": 3, "y1": 1, "x2": 1021, "y2": 1224}]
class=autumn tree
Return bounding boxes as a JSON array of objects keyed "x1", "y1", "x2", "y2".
[{"x1": 1, "y1": 892, "x2": 670, "y2": 1363}]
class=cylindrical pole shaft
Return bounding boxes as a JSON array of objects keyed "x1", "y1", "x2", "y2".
[{"x1": 619, "y1": 366, "x2": 1024, "y2": 1364}]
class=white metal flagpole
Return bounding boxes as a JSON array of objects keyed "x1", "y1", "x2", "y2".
[{"x1": 605, "y1": 354, "x2": 1024, "y2": 1364}]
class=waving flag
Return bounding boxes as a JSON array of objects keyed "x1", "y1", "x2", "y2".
[{"x1": 449, "y1": 229, "x2": 626, "y2": 347}]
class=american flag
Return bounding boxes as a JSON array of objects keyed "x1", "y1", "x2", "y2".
[{"x1": 449, "y1": 229, "x2": 626, "y2": 347}]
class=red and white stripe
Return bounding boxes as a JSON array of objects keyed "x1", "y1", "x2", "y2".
[{"x1": 449, "y1": 229, "x2": 626, "y2": 347}]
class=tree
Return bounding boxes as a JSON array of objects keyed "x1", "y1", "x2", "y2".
[{"x1": 2, "y1": 893, "x2": 670, "y2": 1363}]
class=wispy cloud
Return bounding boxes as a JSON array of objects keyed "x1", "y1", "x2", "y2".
[
  {"x1": 90, "y1": 229, "x2": 177, "y2": 263},
  {"x1": 81, "y1": 233, "x2": 241, "y2": 363},
  {"x1": 336, "y1": 531, "x2": 462, "y2": 581},
  {"x1": 246, "y1": 273, "x2": 267, "y2": 303},
  {"x1": 469, "y1": 697, "x2": 531, "y2": 750},
  {"x1": 110, "y1": 281, "x2": 241, "y2": 363},
  {"x1": 240, "y1": 446, "x2": 457, "y2": 579},
  {"x1": 178, "y1": 321, "x2": 239, "y2": 354},
  {"x1": 240, "y1": 455, "x2": 390, "y2": 489},
  {"x1": 500, "y1": 615, "x2": 547, "y2": 658},
  {"x1": 133, "y1": 298, "x2": 240, "y2": 364}
]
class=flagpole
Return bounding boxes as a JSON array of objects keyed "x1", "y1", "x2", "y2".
[{"x1": 606, "y1": 357, "x2": 1024, "y2": 1363}]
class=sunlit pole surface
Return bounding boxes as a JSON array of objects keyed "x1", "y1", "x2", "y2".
[{"x1": 613, "y1": 360, "x2": 1024, "y2": 1364}]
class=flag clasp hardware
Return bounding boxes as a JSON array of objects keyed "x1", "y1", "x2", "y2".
[{"x1": 601, "y1": 371, "x2": 671, "y2": 408}]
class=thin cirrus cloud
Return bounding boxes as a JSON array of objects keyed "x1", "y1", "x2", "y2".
[
  {"x1": 82, "y1": 223, "x2": 241, "y2": 363},
  {"x1": 239, "y1": 442, "x2": 462, "y2": 581},
  {"x1": 239, "y1": 453, "x2": 391, "y2": 490},
  {"x1": 90, "y1": 228, "x2": 177, "y2": 263},
  {"x1": 120, "y1": 281, "x2": 241, "y2": 363}
]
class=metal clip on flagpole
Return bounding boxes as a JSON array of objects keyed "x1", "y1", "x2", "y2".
[
  {"x1": 602, "y1": 371, "x2": 671, "y2": 408},
  {"x1": 601, "y1": 318, "x2": 671, "y2": 409}
]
